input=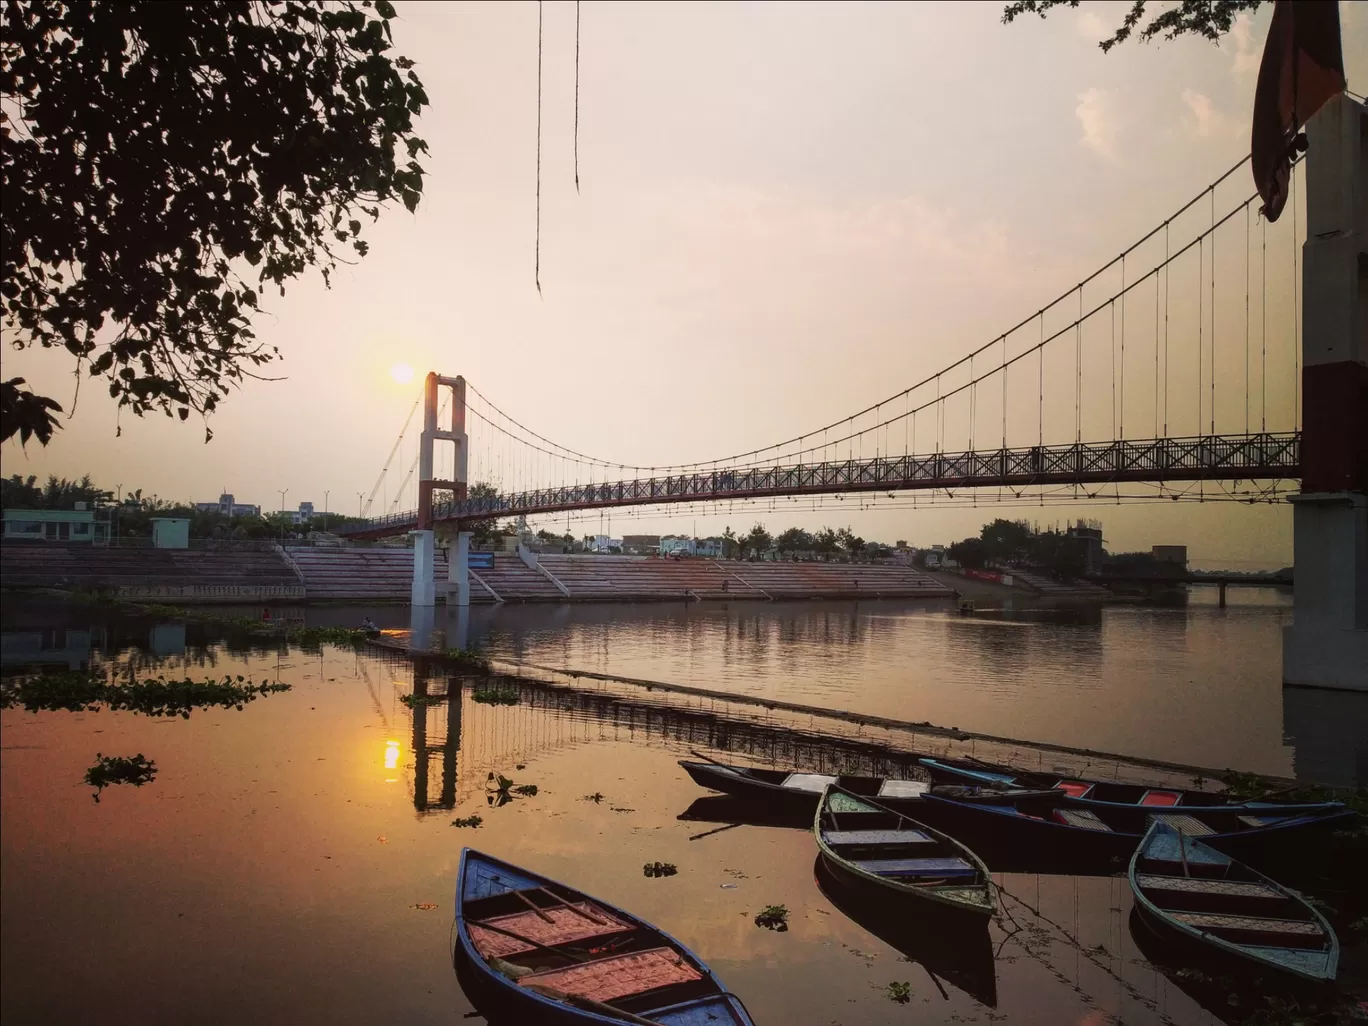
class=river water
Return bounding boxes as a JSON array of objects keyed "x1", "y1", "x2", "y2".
[{"x1": 2, "y1": 593, "x2": 1365, "y2": 1025}]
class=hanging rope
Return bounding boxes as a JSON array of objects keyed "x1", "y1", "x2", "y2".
[
  {"x1": 574, "y1": 0, "x2": 581, "y2": 192},
  {"x1": 535, "y1": 0, "x2": 544, "y2": 295}
]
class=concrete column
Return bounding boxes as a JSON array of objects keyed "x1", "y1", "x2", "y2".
[
  {"x1": 412, "y1": 529, "x2": 436, "y2": 608},
  {"x1": 449, "y1": 530, "x2": 472, "y2": 608},
  {"x1": 1282, "y1": 94, "x2": 1368, "y2": 692}
]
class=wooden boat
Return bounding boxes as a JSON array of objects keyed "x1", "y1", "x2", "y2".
[
  {"x1": 1128, "y1": 820, "x2": 1338, "y2": 982},
  {"x1": 919, "y1": 793, "x2": 1357, "y2": 874},
  {"x1": 814, "y1": 784, "x2": 997, "y2": 918},
  {"x1": 680, "y1": 757, "x2": 1061, "y2": 809},
  {"x1": 813, "y1": 855, "x2": 998, "y2": 1007},
  {"x1": 453, "y1": 849, "x2": 756, "y2": 1026},
  {"x1": 919, "y1": 757, "x2": 1343, "y2": 819}
]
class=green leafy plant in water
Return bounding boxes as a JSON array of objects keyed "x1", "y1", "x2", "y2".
[
  {"x1": 472, "y1": 684, "x2": 519, "y2": 706},
  {"x1": 85, "y1": 753, "x2": 156, "y2": 802},
  {"x1": 885, "y1": 981, "x2": 911, "y2": 1004},
  {"x1": 583, "y1": 792, "x2": 605, "y2": 803},
  {"x1": 485, "y1": 772, "x2": 537, "y2": 807},
  {"x1": 1, "y1": 672, "x2": 290, "y2": 717},
  {"x1": 1348, "y1": 916, "x2": 1368, "y2": 938},
  {"x1": 754, "y1": 904, "x2": 789, "y2": 931},
  {"x1": 643, "y1": 862, "x2": 678, "y2": 878},
  {"x1": 399, "y1": 692, "x2": 444, "y2": 708},
  {"x1": 451, "y1": 815, "x2": 483, "y2": 828}
]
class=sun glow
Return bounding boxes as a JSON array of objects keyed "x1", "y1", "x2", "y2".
[{"x1": 390, "y1": 362, "x2": 414, "y2": 384}]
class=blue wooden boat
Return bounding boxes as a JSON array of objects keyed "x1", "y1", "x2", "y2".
[
  {"x1": 680, "y1": 757, "x2": 1060, "y2": 809},
  {"x1": 453, "y1": 848, "x2": 756, "y2": 1026},
  {"x1": 1129, "y1": 821, "x2": 1338, "y2": 982},
  {"x1": 918, "y1": 792, "x2": 1357, "y2": 874},
  {"x1": 815, "y1": 785, "x2": 997, "y2": 918},
  {"x1": 918, "y1": 757, "x2": 1343, "y2": 821}
]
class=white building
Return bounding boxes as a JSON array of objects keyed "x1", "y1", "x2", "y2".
[{"x1": 194, "y1": 492, "x2": 261, "y2": 517}]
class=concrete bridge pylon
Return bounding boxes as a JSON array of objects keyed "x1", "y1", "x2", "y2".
[
  {"x1": 1282, "y1": 94, "x2": 1368, "y2": 691},
  {"x1": 411, "y1": 373, "x2": 472, "y2": 608}
]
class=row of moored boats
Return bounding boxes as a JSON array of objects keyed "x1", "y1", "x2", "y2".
[{"x1": 452, "y1": 753, "x2": 1352, "y2": 1024}]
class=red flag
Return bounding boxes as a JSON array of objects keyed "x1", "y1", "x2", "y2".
[{"x1": 1251, "y1": 0, "x2": 1346, "y2": 222}]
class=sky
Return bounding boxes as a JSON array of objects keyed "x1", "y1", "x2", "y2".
[{"x1": 5, "y1": 1, "x2": 1366, "y2": 568}]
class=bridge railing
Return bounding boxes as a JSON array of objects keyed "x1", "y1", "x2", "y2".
[{"x1": 337, "y1": 431, "x2": 1299, "y2": 536}]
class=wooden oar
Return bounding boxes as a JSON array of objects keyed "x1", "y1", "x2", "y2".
[
  {"x1": 688, "y1": 822, "x2": 743, "y2": 842},
  {"x1": 522, "y1": 985, "x2": 666, "y2": 1026},
  {"x1": 538, "y1": 886, "x2": 610, "y2": 925},
  {"x1": 1176, "y1": 827, "x2": 1191, "y2": 878},
  {"x1": 514, "y1": 890, "x2": 555, "y2": 923},
  {"x1": 688, "y1": 749, "x2": 735, "y2": 769}
]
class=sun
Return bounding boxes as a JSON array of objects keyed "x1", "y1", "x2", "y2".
[{"x1": 390, "y1": 362, "x2": 414, "y2": 384}]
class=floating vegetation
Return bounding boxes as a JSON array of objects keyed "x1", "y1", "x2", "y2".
[
  {"x1": 451, "y1": 815, "x2": 484, "y2": 829},
  {"x1": 643, "y1": 862, "x2": 678, "y2": 878},
  {"x1": 885, "y1": 981, "x2": 911, "y2": 1004},
  {"x1": 440, "y1": 647, "x2": 490, "y2": 673},
  {"x1": 471, "y1": 684, "x2": 519, "y2": 706},
  {"x1": 1, "y1": 672, "x2": 290, "y2": 717},
  {"x1": 399, "y1": 692, "x2": 445, "y2": 708},
  {"x1": 754, "y1": 904, "x2": 789, "y2": 931},
  {"x1": 85, "y1": 753, "x2": 156, "y2": 802},
  {"x1": 582, "y1": 792, "x2": 605, "y2": 804},
  {"x1": 485, "y1": 772, "x2": 537, "y2": 807}
]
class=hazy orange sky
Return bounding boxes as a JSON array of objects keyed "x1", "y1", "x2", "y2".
[{"x1": 5, "y1": 2, "x2": 1365, "y2": 566}]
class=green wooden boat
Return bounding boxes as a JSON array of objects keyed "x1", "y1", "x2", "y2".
[
  {"x1": 1128, "y1": 820, "x2": 1338, "y2": 983},
  {"x1": 814, "y1": 784, "x2": 997, "y2": 918}
]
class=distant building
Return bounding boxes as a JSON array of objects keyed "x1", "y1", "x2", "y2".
[
  {"x1": 1067, "y1": 519, "x2": 1105, "y2": 573},
  {"x1": 289, "y1": 502, "x2": 316, "y2": 525},
  {"x1": 2, "y1": 504, "x2": 109, "y2": 544},
  {"x1": 660, "y1": 536, "x2": 695, "y2": 557},
  {"x1": 1151, "y1": 545, "x2": 1188, "y2": 570},
  {"x1": 621, "y1": 534, "x2": 661, "y2": 555},
  {"x1": 194, "y1": 492, "x2": 261, "y2": 517},
  {"x1": 924, "y1": 544, "x2": 946, "y2": 569}
]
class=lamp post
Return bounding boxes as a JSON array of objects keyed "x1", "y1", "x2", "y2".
[
  {"x1": 278, "y1": 488, "x2": 288, "y2": 541},
  {"x1": 357, "y1": 492, "x2": 365, "y2": 518},
  {"x1": 323, "y1": 490, "x2": 330, "y2": 532}
]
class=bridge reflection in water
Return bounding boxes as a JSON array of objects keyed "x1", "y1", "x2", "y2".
[{"x1": 379, "y1": 645, "x2": 1284, "y2": 818}]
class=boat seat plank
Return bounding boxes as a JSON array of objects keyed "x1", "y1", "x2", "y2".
[
  {"x1": 1053, "y1": 809, "x2": 1114, "y2": 832},
  {"x1": 827, "y1": 792, "x2": 881, "y2": 814},
  {"x1": 1169, "y1": 911, "x2": 1323, "y2": 936},
  {"x1": 854, "y1": 857, "x2": 976, "y2": 877},
  {"x1": 463, "y1": 863, "x2": 546, "y2": 902},
  {"x1": 518, "y1": 947, "x2": 702, "y2": 1004},
  {"x1": 823, "y1": 829, "x2": 932, "y2": 846},
  {"x1": 1058, "y1": 781, "x2": 1093, "y2": 798},
  {"x1": 1136, "y1": 875, "x2": 1284, "y2": 900},
  {"x1": 1238, "y1": 814, "x2": 1291, "y2": 828},
  {"x1": 782, "y1": 773, "x2": 838, "y2": 793},
  {"x1": 1149, "y1": 813, "x2": 1216, "y2": 836},
  {"x1": 1143, "y1": 831, "x2": 1232, "y2": 866},
  {"x1": 1239, "y1": 947, "x2": 1333, "y2": 976},
  {"x1": 877, "y1": 779, "x2": 929, "y2": 798},
  {"x1": 470, "y1": 905, "x2": 631, "y2": 958}
]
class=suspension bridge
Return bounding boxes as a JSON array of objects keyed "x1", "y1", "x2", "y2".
[{"x1": 340, "y1": 96, "x2": 1365, "y2": 692}]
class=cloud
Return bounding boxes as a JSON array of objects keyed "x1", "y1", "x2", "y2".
[
  {"x1": 1075, "y1": 10, "x2": 1109, "y2": 44},
  {"x1": 1180, "y1": 89, "x2": 1241, "y2": 139},
  {"x1": 1075, "y1": 88, "x2": 1120, "y2": 160},
  {"x1": 1225, "y1": 13, "x2": 1261, "y2": 76}
]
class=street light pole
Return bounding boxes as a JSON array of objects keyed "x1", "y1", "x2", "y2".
[
  {"x1": 323, "y1": 490, "x2": 330, "y2": 532},
  {"x1": 278, "y1": 488, "x2": 288, "y2": 542},
  {"x1": 357, "y1": 492, "x2": 365, "y2": 518}
]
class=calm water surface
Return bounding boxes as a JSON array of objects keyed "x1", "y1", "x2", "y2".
[{"x1": 3, "y1": 594, "x2": 1364, "y2": 1025}]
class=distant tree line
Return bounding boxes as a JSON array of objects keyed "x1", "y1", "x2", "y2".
[{"x1": 945, "y1": 517, "x2": 1090, "y2": 579}]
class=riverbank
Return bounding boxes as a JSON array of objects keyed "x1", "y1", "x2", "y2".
[{"x1": 1, "y1": 542, "x2": 954, "y2": 604}]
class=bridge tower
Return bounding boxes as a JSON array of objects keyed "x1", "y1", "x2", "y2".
[
  {"x1": 1282, "y1": 94, "x2": 1368, "y2": 691},
  {"x1": 412, "y1": 373, "x2": 472, "y2": 608}
]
